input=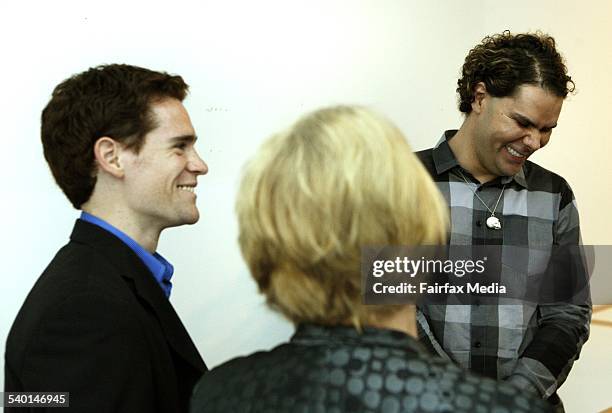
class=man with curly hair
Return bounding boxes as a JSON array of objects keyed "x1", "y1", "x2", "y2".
[
  {"x1": 5, "y1": 64, "x2": 208, "y2": 412},
  {"x1": 416, "y1": 31, "x2": 590, "y2": 412}
]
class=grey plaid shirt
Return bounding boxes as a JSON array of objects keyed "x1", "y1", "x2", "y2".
[{"x1": 415, "y1": 130, "x2": 591, "y2": 399}]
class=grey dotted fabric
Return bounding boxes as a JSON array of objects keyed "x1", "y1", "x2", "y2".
[{"x1": 190, "y1": 324, "x2": 552, "y2": 413}]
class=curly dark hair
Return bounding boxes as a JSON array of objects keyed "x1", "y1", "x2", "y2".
[
  {"x1": 457, "y1": 31, "x2": 575, "y2": 114},
  {"x1": 41, "y1": 64, "x2": 189, "y2": 209}
]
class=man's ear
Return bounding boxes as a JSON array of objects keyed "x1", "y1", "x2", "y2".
[
  {"x1": 93, "y1": 137, "x2": 125, "y2": 179},
  {"x1": 471, "y1": 82, "x2": 488, "y2": 114}
]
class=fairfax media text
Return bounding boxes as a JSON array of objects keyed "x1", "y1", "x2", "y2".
[{"x1": 372, "y1": 282, "x2": 507, "y2": 295}]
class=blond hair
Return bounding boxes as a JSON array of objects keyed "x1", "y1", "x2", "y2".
[{"x1": 236, "y1": 106, "x2": 448, "y2": 327}]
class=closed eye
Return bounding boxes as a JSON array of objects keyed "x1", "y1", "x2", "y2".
[
  {"x1": 511, "y1": 115, "x2": 532, "y2": 128},
  {"x1": 516, "y1": 119, "x2": 530, "y2": 128},
  {"x1": 510, "y1": 113, "x2": 556, "y2": 133}
]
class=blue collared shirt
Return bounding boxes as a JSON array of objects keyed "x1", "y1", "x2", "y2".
[{"x1": 80, "y1": 212, "x2": 174, "y2": 298}]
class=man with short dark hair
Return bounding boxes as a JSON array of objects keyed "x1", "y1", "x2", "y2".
[
  {"x1": 5, "y1": 64, "x2": 208, "y2": 412},
  {"x1": 416, "y1": 32, "x2": 591, "y2": 412}
]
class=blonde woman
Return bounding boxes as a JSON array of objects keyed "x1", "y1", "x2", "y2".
[{"x1": 190, "y1": 106, "x2": 552, "y2": 413}]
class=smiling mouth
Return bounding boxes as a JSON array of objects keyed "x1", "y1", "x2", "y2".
[
  {"x1": 506, "y1": 145, "x2": 528, "y2": 158},
  {"x1": 177, "y1": 185, "x2": 196, "y2": 193}
]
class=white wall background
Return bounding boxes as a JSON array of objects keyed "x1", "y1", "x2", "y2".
[{"x1": 1, "y1": 1, "x2": 610, "y2": 411}]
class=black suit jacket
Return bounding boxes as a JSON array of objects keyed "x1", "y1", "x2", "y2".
[{"x1": 5, "y1": 219, "x2": 207, "y2": 412}]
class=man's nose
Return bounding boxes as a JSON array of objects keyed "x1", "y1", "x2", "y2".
[
  {"x1": 188, "y1": 150, "x2": 208, "y2": 175},
  {"x1": 523, "y1": 131, "x2": 542, "y2": 152}
]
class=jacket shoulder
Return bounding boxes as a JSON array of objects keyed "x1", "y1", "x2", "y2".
[{"x1": 6, "y1": 240, "x2": 139, "y2": 377}]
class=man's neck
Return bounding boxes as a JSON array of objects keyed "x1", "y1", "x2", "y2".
[
  {"x1": 81, "y1": 205, "x2": 161, "y2": 252},
  {"x1": 448, "y1": 122, "x2": 496, "y2": 184}
]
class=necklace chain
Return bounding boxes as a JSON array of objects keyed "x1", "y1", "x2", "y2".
[{"x1": 457, "y1": 170, "x2": 506, "y2": 217}]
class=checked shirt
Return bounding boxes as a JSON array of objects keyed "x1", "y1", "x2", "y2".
[{"x1": 415, "y1": 130, "x2": 591, "y2": 399}]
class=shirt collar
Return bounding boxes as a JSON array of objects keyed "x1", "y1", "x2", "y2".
[
  {"x1": 432, "y1": 130, "x2": 528, "y2": 189},
  {"x1": 79, "y1": 212, "x2": 174, "y2": 298}
]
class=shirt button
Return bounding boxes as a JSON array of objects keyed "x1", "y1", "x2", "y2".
[
  {"x1": 476, "y1": 220, "x2": 482, "y2": 227},
  {"x1": 474, "y1": 341, "x2": 482, "y2": 348}
]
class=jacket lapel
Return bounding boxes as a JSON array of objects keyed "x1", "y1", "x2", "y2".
[{"x1": 70, "y1": 220, "x2": 207, "y2": 373}]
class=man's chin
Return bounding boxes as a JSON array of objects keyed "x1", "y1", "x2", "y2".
[
  {"x1": 164, "y1": 212, "x2": 200, "y2": 228},
  {"x1": 496, "y1": 160, "x2": 523, "y2": 177},
  {"x1": 504, "y1": 166, "x2": 523, "y2": 177},
  {"x1": 182, "y1": 213, "x2": 200, "y2": 226}
]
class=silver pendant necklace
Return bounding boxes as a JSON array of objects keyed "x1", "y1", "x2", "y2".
[{"x1": 457, "y1": 170, "x2": 506, "y2": 230}]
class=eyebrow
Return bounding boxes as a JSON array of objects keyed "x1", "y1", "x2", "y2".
[
  {"x1": 511, "y1": 113, "x2": 557, "y2": 131},
  {"x1": 169, "y1": 134, "x2": 198, "y2": 144}
]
